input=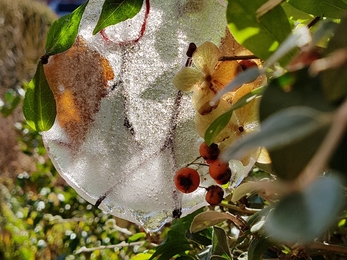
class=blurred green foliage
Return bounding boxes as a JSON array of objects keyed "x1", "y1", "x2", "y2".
[{"x1": 0, "y1": 118, "x2": 160, "y2": 259}]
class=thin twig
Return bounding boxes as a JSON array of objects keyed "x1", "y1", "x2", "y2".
[{"x1": 219, "y1": 55, "x2": 259, "y2": 61}]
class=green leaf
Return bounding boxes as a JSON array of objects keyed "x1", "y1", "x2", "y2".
[
  {"x1": 128, "y1": 232, "x2": 146, "y2": 242},
  {"x1": 281, "y1": 2, "x2": 314, "y2": 25},
  {"x1": 265, "y1": 176, "x2": 344, "y2": 243},
  {"x1": 322, "y1": 16, "x2": 347, "y2": 103},
  {"x1": 186, "y1": 228, "x2": 212, "y2": 246},
  {"x1": 227, "y1": 0, "x2": 292, "y2": 64},
  {"x1": 93, "y1": 0, "x2": 144, "y2": 35},
  {"x1": 23, "y1": 62, "x2": 56, "y2": 132},
  {"x1": 248, "y1": 236, "x2": 273, "y2": 260},
  {"x1": 45, "y1": 1, "x2": 88, "y2": 55},
  {"x1": 204, "y1": 86, "x2": 265, "y2": 146},
  {"x1": 288, "y1": 0, "x2": 347, "y2": 19},
  {"x1": 149, "y1": 209, "x2": 202, "y2": 260},
  {"x1": 211, "y1": 227, "x2": 232, "y2": 260}
]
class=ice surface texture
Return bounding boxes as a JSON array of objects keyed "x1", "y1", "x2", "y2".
[{"x1": 42, "y1": 0, "x2": 229, "y2": 232}]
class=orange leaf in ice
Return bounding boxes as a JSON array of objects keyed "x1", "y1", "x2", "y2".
[{"x1": 43, "y1": 36, "x2": 114, "y2": 152}]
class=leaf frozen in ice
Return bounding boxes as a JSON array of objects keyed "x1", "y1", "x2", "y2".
[{"x1": 42, "y1": 0, "x2": 231, "y2": 232}]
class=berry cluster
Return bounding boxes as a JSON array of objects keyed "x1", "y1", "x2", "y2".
[
  {"x1": 173, "y1": 41, "x2": 263, "y2": 207},
  {"x1": 174, "y1": 142, "x2": 231, "y2": 206}
]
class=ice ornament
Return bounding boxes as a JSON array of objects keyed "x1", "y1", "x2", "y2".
[{"x1": 42, "y1": 0, "x2": 246, "y2": 232}]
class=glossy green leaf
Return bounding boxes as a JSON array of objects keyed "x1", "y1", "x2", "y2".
[
  {"x1": 23, "y1": 62, "x2": 56, "y2": 132},
  {"x1": 211, "y1": 227, "x2": 232, "y2": 260},
  {"x1": 322, "y1": 16, "x2": 347, "y2": 103},
  {"x1": 288, "y1": 0, "x2": 347, "y2": 19},
  {"x1": 205, "y1": 86, "x2": 265, "y2": 146},
  {"x1": 265, "y1": 176, "x2": 344, "y2": 243},
  {"x1": 45, "y1": 1, "x2": 88, "y2": 55},
  {"x1": 227, "y1": 0, "x2": 292, "y2": 63},
  {"x1": 93, "y1": 0, "x2": 143, "y2": 35},
  {"x1": 221, "y1": 106, "x2": 332, "y2": 162},
  {"x1": 258, "y1": 69, "x2": 335, "y2": 180},
  {"x1": 248, "y1": 236, "x2": 273, "y2": 260}
]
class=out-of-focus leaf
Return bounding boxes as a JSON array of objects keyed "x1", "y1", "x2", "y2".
[
  {"x1": 321, "y1": 16, "x2": 347, "y2": 103},
  {"x1": 248, "y1": 236, "x2": 273, "y2": 260},
  {"x1": 265, "y1": 176, "x2": 344, "y2": 243},
  {"x1": 23, "y1": 62, "x2": 56, "y2": 132},
  {"x1": 211, "y1": 68, "x2": 263, "y2": 105},
  {"x1": 128, "y1": 232, "x2": 146, "y2": 242},
  {"x1": 329, "y1": 132, "x2": 347, "y2": 174},
  {"x1": 93, "y1": 0, "x2": 143, "y2": 35},
  {"x1": 287, "y1": 0, "x2": 347, "y2": 19},
  {"x1": 0, "y1": 89, "x2": 22, "y2": 117},
  {"x1": 205, "y1": 86, "x2": 265, "y2": 145},
  {"x1": 221, "y1": 106, "x2": 332, "y2": 163},
  {"x1": 132, "y1": 253, "x2": 153, "y2": 260},
  {"x1": 211, "y1": 227, "x2": 232, "y2": 260},
  {"x1": 258, "y1": 68, "x2": 335, "y2": 180},
  {"x1": 45, "y1": 1, "x2": 88, "y2": 55},
  {"x1": 227, "y1": 0, "x2": 292, "y2": 64}
]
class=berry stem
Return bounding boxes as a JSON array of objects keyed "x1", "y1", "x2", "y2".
[{"x1": 184, "y1": 156, "x2": 202, "y2": 167}]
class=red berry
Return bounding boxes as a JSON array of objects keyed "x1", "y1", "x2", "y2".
[
  {"x1": 209, "y1": 159, "x2": 229, "y2": 180},
  {"x1": 214, "y1": 168, "x2": 232, "y2": 185},
  {"x1": 239, "y1": 60, "x2": 258, "y2": 70},
  {"x1": 174, "y1": 168, "x2": 200, "y2": 193},
  {"x1": 199, "y1": 142, "x2": 220, "y2": 163},
  {"x1": 205, "y1": 185, "x2": 224, "y2": 205}
]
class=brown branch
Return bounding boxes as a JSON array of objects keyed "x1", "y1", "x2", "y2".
[
  {"x1": 219, "y1": 55, "x2": 259, "y2": 61},
  {"x1": 310, "y1": 241, "x2": 347, "y2": 254}
]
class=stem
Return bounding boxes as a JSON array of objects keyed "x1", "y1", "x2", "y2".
[
  {"x1": 184, "y1": 156, "x2": 203, "y2": 167},
  {"x1": 219, "y1": 55, "x2": 259, "y2": 61}
]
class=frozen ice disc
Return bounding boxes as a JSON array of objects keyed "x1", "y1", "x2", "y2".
[{"x1": 42, "y1": 0, "x2": 230, "y2": 232}]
